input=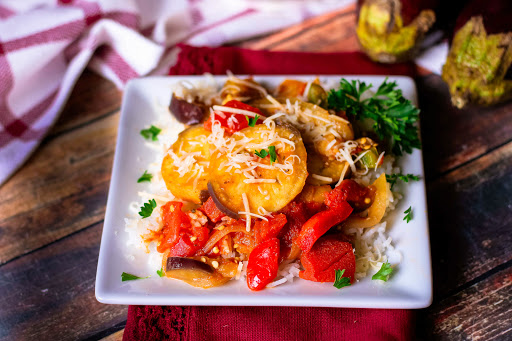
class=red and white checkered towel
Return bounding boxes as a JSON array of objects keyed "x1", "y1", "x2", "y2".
[{"x1": 0, "y1": 0, "x2": 355, "y2": 185}]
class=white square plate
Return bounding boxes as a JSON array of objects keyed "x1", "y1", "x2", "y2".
[{"x1": 95, "y1": 75, "x2": 432, "y2": 308}]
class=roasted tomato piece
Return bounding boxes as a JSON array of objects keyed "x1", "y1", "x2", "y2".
[
  {"x1": 199, "y1": 197, "x2": 226, "y2": 223},
  {"x1": 299, "y1": 234, "x2": 355, "y2": 283},
  {"x1": 254, "y1": 213, "x2": 287, "y2": 244},
  {"x1": 157, "y1": 202, "x2": 209, "y2": 257},
  {"x1": 203, "y1": 100, "x2": 264, "y2": 134},
  {"x1": 246, "y1": 238, "x2": 280, "y2": 291},
  {"x1": 278, "y1": 201, "x2": 311, "y2": 261},
  {"x1": 325, "y1": 179, "x2": 376, "y2": 211},
  {"x1": 296, "y1": 201, "x2": 353, "y2": 253}
]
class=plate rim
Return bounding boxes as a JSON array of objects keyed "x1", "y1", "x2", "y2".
[{"x1": 95, "y1": 74, "x2": 432, "y2": 308}]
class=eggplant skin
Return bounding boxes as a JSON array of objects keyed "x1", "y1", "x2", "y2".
[
  {"x1": 442, "y1": 16, "x2": 512, "y2": 108},
  {"x1": 207, "y1": 182, "x2": 239, "y2": 219},
  {"x1": 169, "y1": 94, "x2": 206, "y2": 125},
  {"x1": 166, "y1": 257, "x2": 214, "y2": 274},
  {"x1": 356, "y1": 0, "x2": 436, "y2": 63}
]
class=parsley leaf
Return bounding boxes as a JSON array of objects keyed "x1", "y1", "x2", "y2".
[
  {"x1": 137, "y1": 170, "x2": 153, "y2": 183},
  {"x1": 268, "y1": 146, "x2": 277, "y2": 165},
  {"x1": 140, "y1": 125, "x2": 161, "y2": 141},
  {"x1": 328, "y1": 78, "x2": 421, "y2": 156},
  {"x1": 403, "y1": 206, "x2": 413, "y2": 223},
  {"x1": 372, "y1": 262, "x2": 394, "y2": 281},
  {"x1": 254, "y1": 149, "x2": 268, "y2": 158},
  {"x1": 333, "y1": 269, "x2": 351, "y2": 289},
  {"x1": 121, "y1": 272, "x2": 149, "y2": 282},
  {"x1": 139, "y1": 199, "x2": 157, "y2": 219},
  {"x1": 245, "y1": 114, "x2": 260, "y2": 127},
  {"x1": 386, "y1": 173, "x2": 420, "y2": 189},
  {"x1": 157, "y1": 268, "x2": 165, "y2": 277},
  {"x1": 254, "y1": 146, "x2": 278, "y2": 164}
]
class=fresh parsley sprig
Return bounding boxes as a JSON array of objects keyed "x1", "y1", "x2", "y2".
[
  {"x1": 245, "y1": 114, "x2": 260, "y2": 127},
  {"x1": 157, "y1": 268, "x2": 165, "y2": 277},
  {"x1": 121, "y1": 272, "x2": 150, "y2": 282},
  {"x1": 139, "y1": 199, "x2": 157, "y2": 218},
  {"x1": 386, "y1": 173, "x2": 419, "y2": 189},
  {"x1": 254, "y1": 145, "x2": 277, "y2": 165},
  {"x1": 328, "y1": 78, "x2": 421, "y2": 156},
  {"x1": 140, "y1": 125, "x2": 161, "y2": 141},
  {"x1": 137, "y1": 170, "x2": 153, "y2": 183},
  {"x1": 372, "y1": 262, "x2": 394, "y2": 281},
  {"x1": 333, "y1": 269, "x2": 351, "y2": 289},
  {"x1": 403, "y1": 206, "x2": 413, "y2": 223}
]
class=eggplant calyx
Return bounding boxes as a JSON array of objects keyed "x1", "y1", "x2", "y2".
[
  {"x1": 442, "y1": 16, "x2": 512, "y2": 108},
  {"x1": 356, "y1": 0, "x2": 436, "y2": 63}
]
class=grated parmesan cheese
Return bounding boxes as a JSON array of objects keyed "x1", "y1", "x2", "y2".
[
  {"x1": 311, "y1": 174, "x2": 333, "y2": 182},
  {"x1": 242, "y1": 193, "x2": 251, "y2": 232},
  {"x1": 213, "y1": 105, "x2": 259, "y2": 117}
]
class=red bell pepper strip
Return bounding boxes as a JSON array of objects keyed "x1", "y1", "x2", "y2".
[
  {"x1": 199, "y1": 197, "x2": 226, "y2": 223},
  {"x1": 246, "y1": 238, "x2": 280, "y2": 291},
  {"x1": 296, "y1": 201, "x2": 353, "y2": 253},
  {"x1": 299, "y1": 234, "x2": 355, "y2": 283},
  {"x1": 254, "y1": 213, "x2": 287, "y2": 244},
  {"x1": 203, "y1": 100, "x2": 264, "y2": 134}
]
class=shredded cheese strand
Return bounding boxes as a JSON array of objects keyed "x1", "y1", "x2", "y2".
[{"x1": 242, "y1": 193, "x2": 251, "y2": 232}]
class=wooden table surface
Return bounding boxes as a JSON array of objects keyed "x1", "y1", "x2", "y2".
[{"x1": 1, "y1": 7, "x2": 511, "y2": 341}]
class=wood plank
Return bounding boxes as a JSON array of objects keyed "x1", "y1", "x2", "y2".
[
  {"x1": 49, "y1": 70, "x2": 121, "y2": 137},
  {"x1": 100, "y1": 329, "x2": 124, "y2": 341},
  {"x1": 0, "y1": 222, "x2": 127, "y2": 341},
  {"x1": 241, "y1": 5, "x2": 359, "y2": 52},
  {"x1": 418, "y1": 75, "x2": 512, "y2": 177},
  {"x1": 0, "y1": 113, "x2": 118, "y2": 264},
  {"x1": 418, "y1": 265, "x2": 512, "y2": 340},
  {"x1": 427, "y1": 141, "x2": 512, "y2": 297}
]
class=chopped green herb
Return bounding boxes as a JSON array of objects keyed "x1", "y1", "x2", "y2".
[
  {"x1": 403, "y1": 206, "x2": 413, "y2": 223},
  {"x1": 140, "y1": 125, "x2": 161, "y2": 141},
  {"x1": 386, "y1": 173, "x2": 420, "y2": 189},
  {"x1": 137, "y1": 170, "x2": 153, "y2": 183},
  {"x1": 121, "y1": 272, "x2": 149, "y2": 282},
  {"x1": 139, "y1": 199, "x2": 157, "y2": 219},
  {"x1": 268, "y1": 146, "x2": 277, "y2": 165},
  {"x1": 245, "y1": 114, "x2": 260, "y2": 127},
  {"x1": 328, "y1": 78, "x2": 421, "y2": 156},
  {"x1": 157, "y1": 268, "x2": 165, "y2": 277},
  {"x1": 254, "y1": 146, "x2": 277, "y2": 164},
  {"x1": 372, "y1": 262, "x2": 394, "y2": 281},
  {"x1": 333, "y1": 269, "x2": 351, "y2": 289},
  {"x1": 254, "y1": 149, "x2": 268, "y2": 159}
]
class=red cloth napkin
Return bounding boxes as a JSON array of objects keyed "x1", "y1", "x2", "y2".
[{"x1": 123, "y1": 45, "x2": 416, "y2": 341}]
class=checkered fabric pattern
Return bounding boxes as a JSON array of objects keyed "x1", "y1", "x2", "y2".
[{"x1": 0, "y1": 0, "x2": 357, "y2": 185}]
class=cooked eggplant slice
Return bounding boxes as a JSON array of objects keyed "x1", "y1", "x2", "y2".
[
  {"x1": 254, "y1": 99, "x2": 354, "y2": 185},
  {"x1": 306, "y1": 153, "x2": 350, "y2": 185},
  {"x1": 161, "y1": 125, "x2": 210, "y2": 204},
  {"x1": 169, "y1": 94, "x2": 206, "y2": 125},
  {"x1": 220, "y1": 78, "x2": 266, "y2": 103},
  {"x1": 163, "y1": 256, "x2": 238, "y2": 289},
  {"x1": 208, "y1": 124, "x2": 308, "y2": 215},
  {"x1": 166, "y1": 257, "x2": 214, "y2": 274}
]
